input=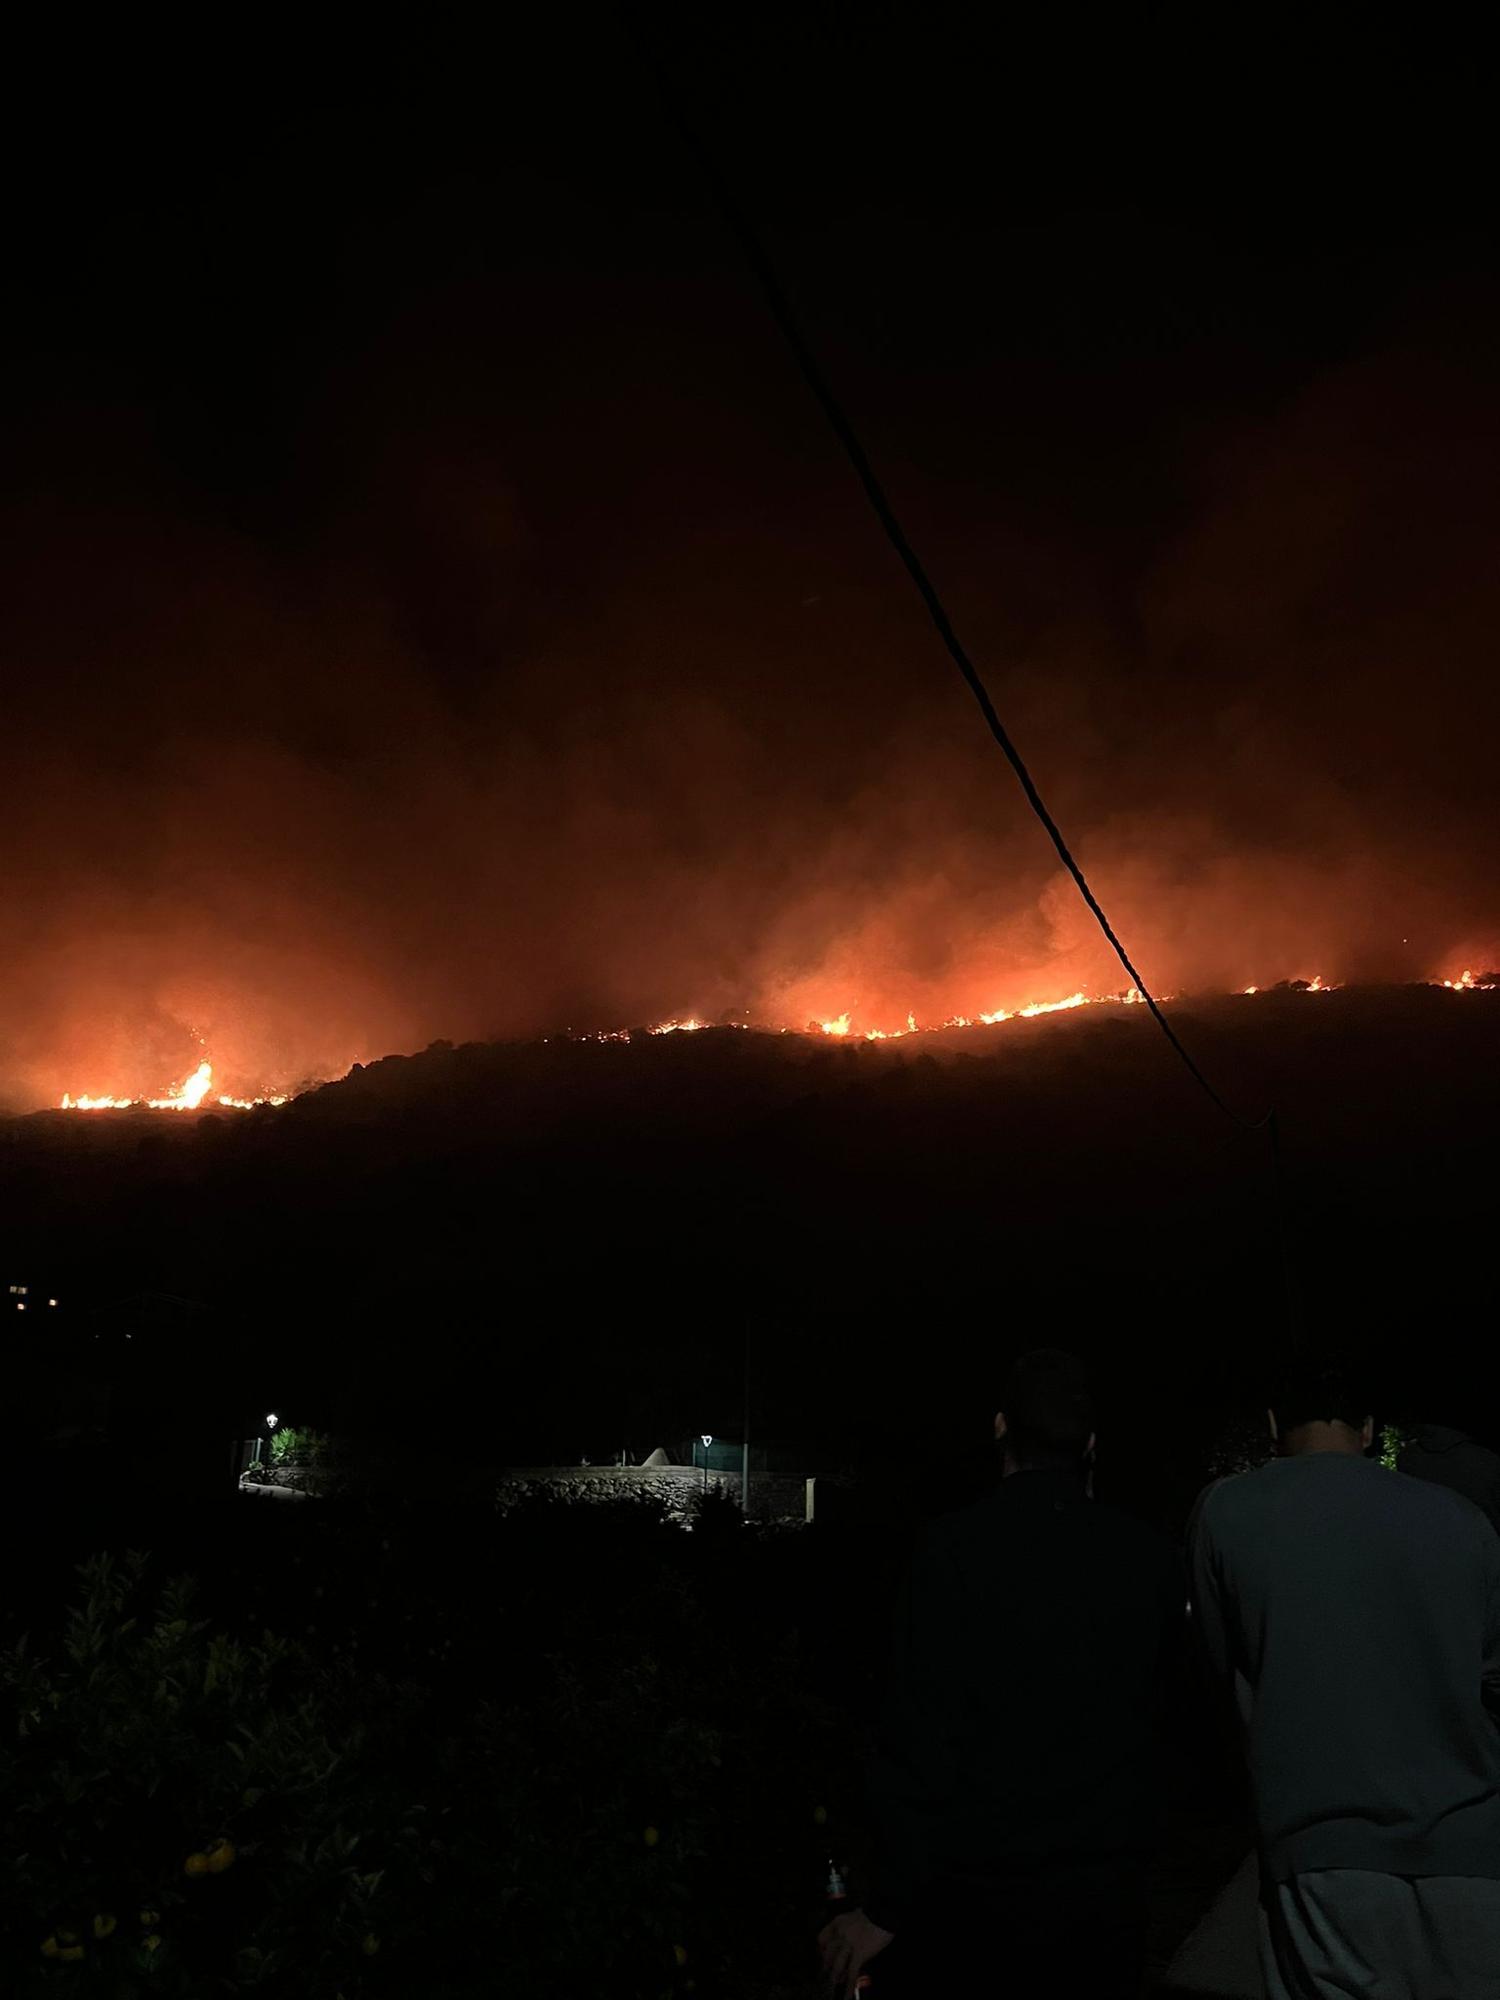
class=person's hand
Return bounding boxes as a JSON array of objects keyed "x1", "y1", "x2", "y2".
[{"x1": 817, "y1": 1906, "x2": 895, "y2": 1997}]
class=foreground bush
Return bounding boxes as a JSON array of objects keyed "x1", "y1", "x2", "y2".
[
  {"x1": 2, "y1": 1551, "x2": 414, "y2": 1997},
  {"x1": 2, "y1": 1501, "x2": 860, "y2": 1997}
]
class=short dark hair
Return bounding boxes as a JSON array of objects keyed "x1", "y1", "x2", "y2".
[
  {"x1": 1269, "y1": 1355, "x2": 1373, "y2": 1434},
  {"x1": 1002, "y1": 1349, "x2": 1094, "y2": 1468}
]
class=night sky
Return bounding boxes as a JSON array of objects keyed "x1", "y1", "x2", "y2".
[{"x1": 4, "y1": 19, "x2": 1497, "y2": 1112}]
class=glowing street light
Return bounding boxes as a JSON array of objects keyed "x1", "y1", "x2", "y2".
[
  {"x1": 252, "y1": 1412, "x2": 279, "y2": 1469},
  {"x1": 700, "y1": 1433, "x2": 713, "y2": 1497}
]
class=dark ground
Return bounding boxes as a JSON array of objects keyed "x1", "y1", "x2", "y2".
[{"x1": 7, "y1": 983, "x2": 1499, "y2": 1489}]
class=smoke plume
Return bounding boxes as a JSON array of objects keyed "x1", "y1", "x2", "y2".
[{"x1": 4, "y1": 229, "x2": 1498, "y2": 1111}]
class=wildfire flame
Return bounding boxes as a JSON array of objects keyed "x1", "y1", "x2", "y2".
[
  {"x1": 61, "y1": 1058, "x2": 288, "y2": 1113},
  {"x1": 169, "y1": 1059, "x2": 213, "y2": 1109},
  {"x1": 811, "y1": 977, "x2": 1342, "y2": 1040},
  {"x1": 56, "y1": 968, "x2": 1496, "y2": 1110}
]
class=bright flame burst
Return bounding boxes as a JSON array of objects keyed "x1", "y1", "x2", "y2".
[{"x1": 61, "y1": 1059, "x2": 288, "y2": 1113}]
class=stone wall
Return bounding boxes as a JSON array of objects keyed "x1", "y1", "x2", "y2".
[
  {"x1": 240, "y1": 1465, "x2": 326, "y2": 1496},
  {"x1": 238, "y1": 1472, "x2": 317, "y2": 1502},
  {"x1": 495, "y1": 1463, "x2": 808, "y2": 1523},
  {"x1": 241, "y1": 1457, "x2": 809, "y2": 1521}
]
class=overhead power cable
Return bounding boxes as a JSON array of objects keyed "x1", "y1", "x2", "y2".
[{"x1": 658, "y1": 100, "x2": 1270, "y2": 1136}]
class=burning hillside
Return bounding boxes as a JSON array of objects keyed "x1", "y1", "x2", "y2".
[
  {"x1": 52, "y1": 969, "x2": 1498, "y2": 1113},
  {"x1": 16, "y1": 977, "x2": 1500, "y2": 1469}
]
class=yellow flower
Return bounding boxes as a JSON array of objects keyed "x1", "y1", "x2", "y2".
[
  {"x1": 41, "y1": 1937, "x2": 60, "y2": 1959},
  {"x1": 204, "y1": 1838, "x2": 236, "y2": 1874},
  {"x1": 142, "y1": 1934, "x2": 162, "y2": 1955},
  {"x1": 139, "y1": 1910, "x2": 161, "y2": 1928},
  {"x1": 92, "y1": 1913, "x2": 118, "y2": 1939},
  {"x1": 58, "y1": 1944, "x2": 86, "y2": 1962},
  {"x1": 642, "y1": 1825, "x2": 660, "y2": 1848},
  {"x1": 184, "y1": 1851, "x2": 211, "y2": 1877},
  {"x1": 361, "y1": 1932, "x2": 380, "y2": 1956},
  {"x1": 673, "y1": 1943, "x2": 689, "y2": 1966}
]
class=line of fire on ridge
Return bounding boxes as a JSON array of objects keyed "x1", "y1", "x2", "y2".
[
  {"x1": 573, "y1": 968, "x2": 1494, "y2": 1044},
  {"x1": 56, "y1": 970, "x2": 1498, "y2": 1111}
]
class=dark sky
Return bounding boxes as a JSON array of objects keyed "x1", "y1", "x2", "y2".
[{"x1": 4, "y1": 16, "x2": 1497, "y2": 1108}]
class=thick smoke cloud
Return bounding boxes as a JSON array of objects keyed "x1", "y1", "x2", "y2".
[
  {"x1": 4, "y1": 313, "x2": 1498, "y2": 1112},
  {"x1": 3, "y1": 54, "x2": 1497, "y2": 1113}
]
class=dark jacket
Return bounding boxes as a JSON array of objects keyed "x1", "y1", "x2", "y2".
[
  {"x1": 863, "y1": 1469, "x2": 1183, "y2": 1932},
  {"x1": 1190, "y1": 1453, "x2": 1500, "y2": 1883},
  {"x1": 1399, "y1": 1424, "x2": 1500, "y2": 1534}
]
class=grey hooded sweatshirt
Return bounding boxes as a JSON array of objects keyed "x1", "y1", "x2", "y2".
[{"x1": 1190, "y1": 1453, "x2": 1500, "y2": 1882}]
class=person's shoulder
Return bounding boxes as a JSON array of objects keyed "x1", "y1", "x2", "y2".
[
  {"x1": 925, "y1": 1486, "x2": 1009, "y2": 1551},
  {"x1": 1391, "y1": 1464, "x2": 1499, "y2": 1534},
  {"x1": 1186, "y1": 1465, "x2": 1278, "y2": 1543},
  {"x1": 1189, "y1": 1467, "x2": 1249, "y2": 1521},
  {"x1": 928, "y1": 1486, "x2": 1179, "y2": 1581},
  {"x1": 920, "y1": 1483, "x2": 1068, "y2": 1554},
  {"x1": 913, "y1": 1496, "x2": 983, "y2": 1564}
]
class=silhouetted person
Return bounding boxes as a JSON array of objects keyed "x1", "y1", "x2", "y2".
[
  {"x1": 1189, "y1": 1357, "x2": 1500, "y2": 2000},
  {"x1": 1399, "y1": 1418, "x2": 1500, "y2": 1534},
  {"x1": 818, "y1": 1348, "x2": 1183, "y2": 1998}
]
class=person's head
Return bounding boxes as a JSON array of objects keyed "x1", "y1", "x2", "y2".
[
  {"x1": 994, "y1": 1348, "x2": 1096, "y2": 1475},
  {"x1": 1267, "y1": 1355, "x2": 1374, "y2": 1456}
]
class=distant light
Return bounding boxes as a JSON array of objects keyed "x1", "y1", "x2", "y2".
[
  {"x1": 16, "y1": 1302, "x2": 24, "y2": 1311},
  {"x1": 47, "y1": 1298, "x2": 57, "y2": 1307},
  {"x1": 266, "y1": 1413, "x2": 279, "y2": 1429},
  {"x1": 701, "y1": 1433, "x2": 713, "y2": 1448}
]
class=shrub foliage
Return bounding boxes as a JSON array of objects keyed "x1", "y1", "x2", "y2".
[{"x1": 2, "y1": 1499, "x2": 857, "y2": 1998}]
